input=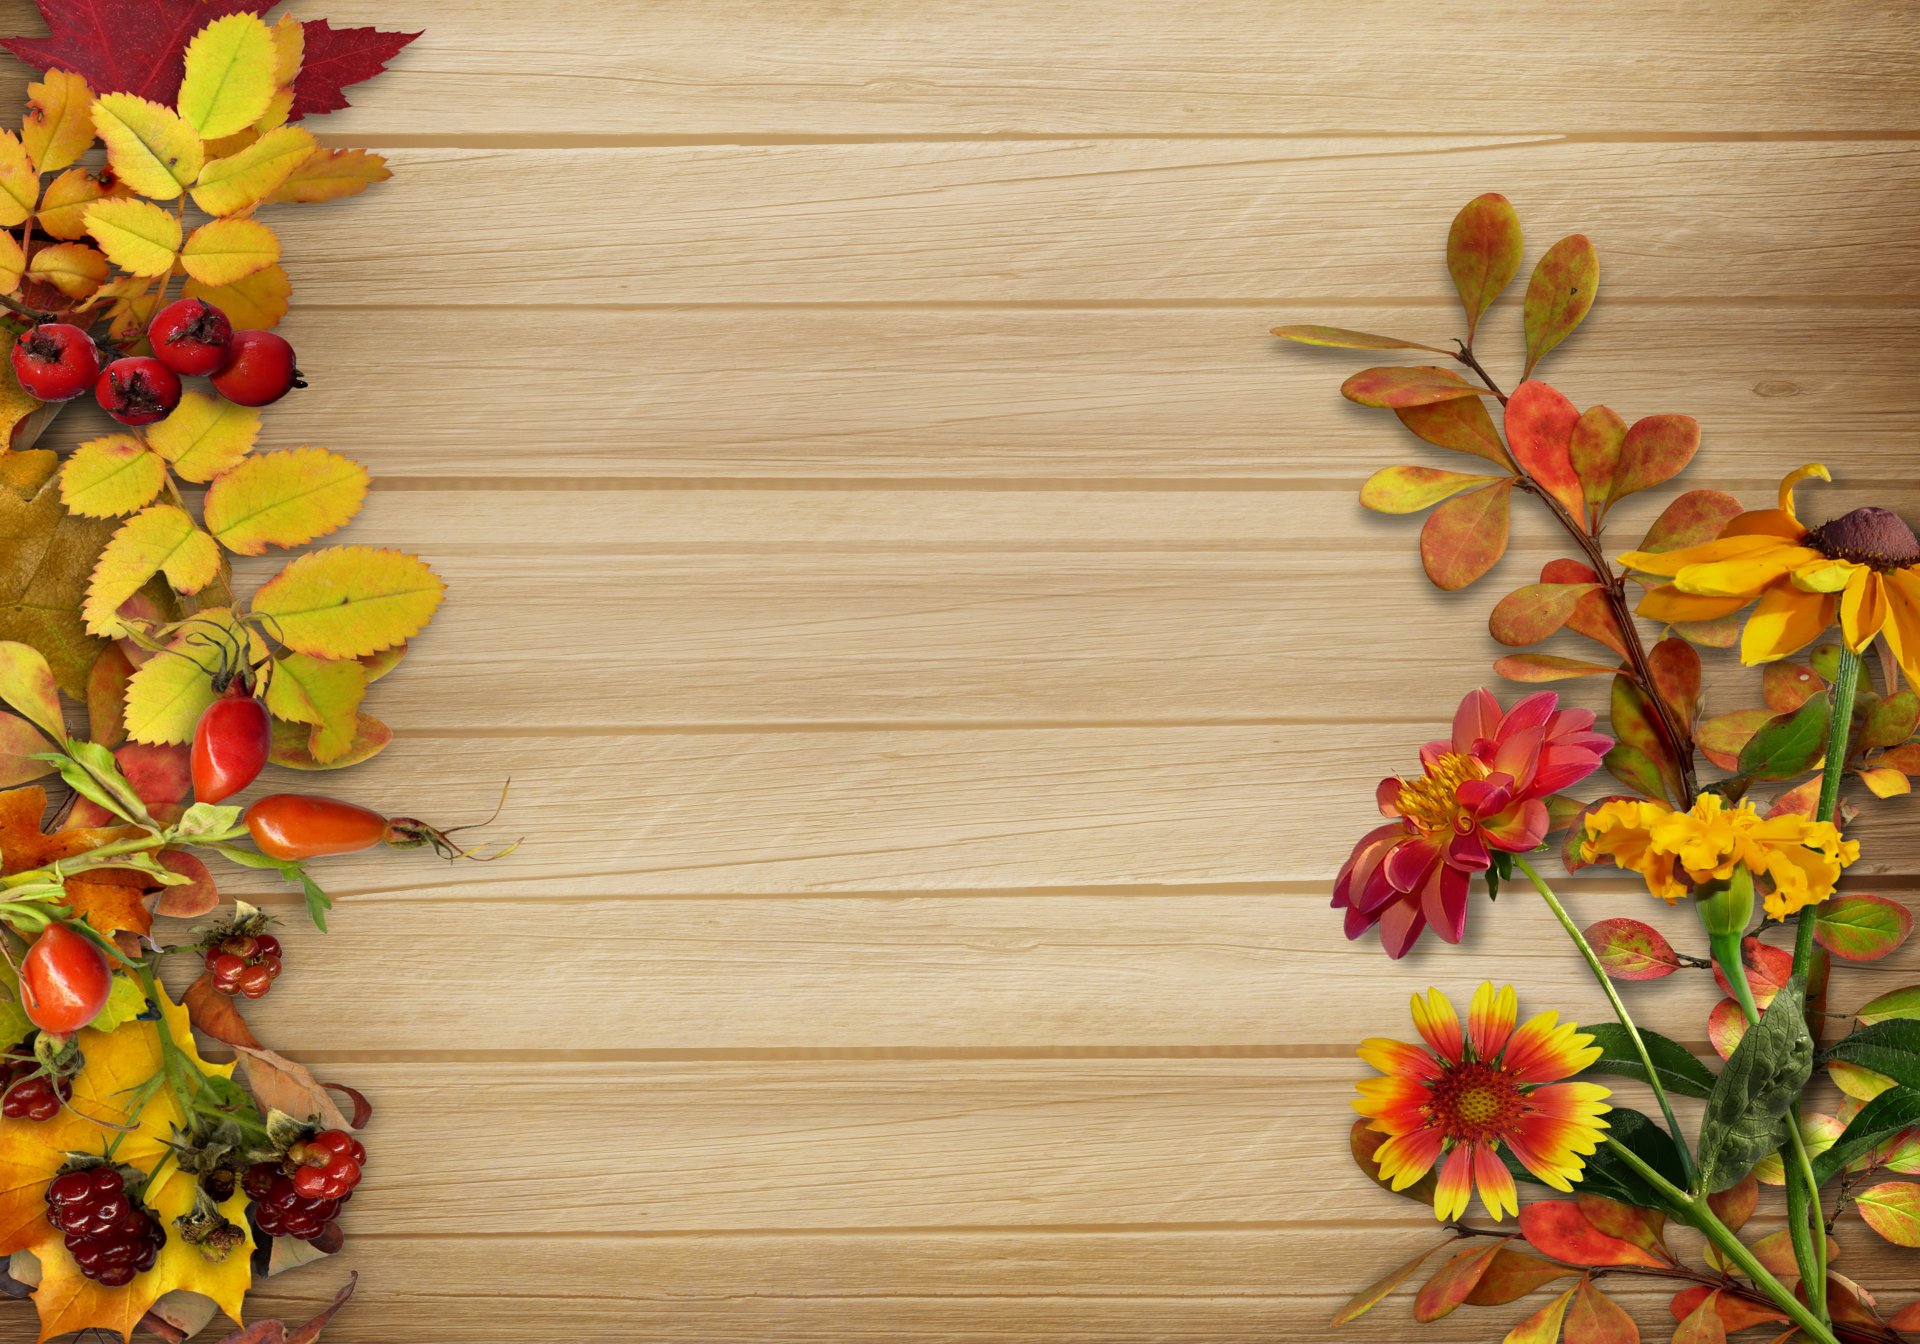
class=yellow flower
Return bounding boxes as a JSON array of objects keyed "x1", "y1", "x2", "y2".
[
  {"x1": 1620, "y1": 464, "x2": 1920, "y2": 680},
  {"x1": 1582, "y1": 793, "x2": 1859, "y2": 920}
]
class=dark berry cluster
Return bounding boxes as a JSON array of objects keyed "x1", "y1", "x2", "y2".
[
  {"x1": 204, "y1": 931, "x2": 283, "y2": 999},
  {"x1": 243, "y1": 1130, "x2": 366, "y2": 1243},
  {"x1": 10, "y1": 297, "x2": 303, "y2": 426},
  {"x1": 0, "y1": 1047, "x2": 72, "y2": 1121},
  {"x1": 45, "y1": 1167, "x2": 166, "y2": 1286}
]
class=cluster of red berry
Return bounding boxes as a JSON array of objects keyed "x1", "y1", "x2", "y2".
[
  {"x1": 9, "y1": 297, "x2": 303, "y2": 425},
  {"x1": 44, "y1": 1166, "x2": 167, "y2": 1287},
  {"x1": 243, "y1": 1130, "x2": 366, "y2": 1244},
  {"x1": 203, "y1": 930, "x2": 283, "y2": 1000},
  {"x1": 0, "y1": 1047, "x2": 72, "y2": 1121}
]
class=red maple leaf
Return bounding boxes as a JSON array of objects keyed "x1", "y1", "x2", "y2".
[{"x1": 2, "y1": 1, "x2": 419, "y2": 120}]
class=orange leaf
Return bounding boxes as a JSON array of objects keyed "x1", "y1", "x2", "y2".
[
  {"x1": 1612, "y1": 414, "x2": 1701, "y2": 501},
  {"x1": 1574, "y1": 1195, "x2": 1666, "y2": 1257},
  {"x1": 1638, "y1": 490, "x2": 1744, "y2": 554},
  {"x1": 1648, "y1": 637, "x2": 1702, "y2": 727},
  {"x1": 1523, "y1": 234, "x2": 1599, "y2": 376},
  {"x1": 1568, "y1": 405, "x2": 1625, "y2": 511},
  {"x1": 1446, "y1": 193, "x2": 1524, "y2": 341},
  {"x1": 1396, "y1": 396, "x2": 1510, "y2": 467},
  {"x1": 1342, "y1": 364, "x2": 1490, "y2": 409},
  {"x1": 1518, "y1": 1200, "x2": 1668, "y2": 1269},
  {"x1": 1563, "y1": 1276, "x2": 1638, "y2": 1344},
  {"x1": 1857, "y1": 1181, "x2": 1920, "y2": 1246},
  {"x1": 1271, "y1": 324, "x2": 1445, "y2": 353},
  {"x1": 1420, "y1": 479, "x2": 1512, "y2": 591},
  {"x1": 0, "y1": 785, "x2": 153, "y2": 936},
  {"x1": 1672, "y1": 1291, "x2": 1728, "y2": 1344},
  {"x1": 1585, "y1": 918, "x2": 1683, "y2": 981},
  {"x1": 1505, "y1": 381, "x2": 1584, "y2": 520},
  {"x1": 1494, "y1": 654, "x2": 1621, "y2": 683},
  {"x1": 184, "y1": 970, "x2": 261, "y2": 1049},
  {"x1": 1462, "y1": 1245, "x2": 1576, "y2": 1306},
  {"x1": 1490, "y1": 582, "x2": 1600, "y2": 647},
  {"x1": 1330, "y1": 1238, "x2": 1452, "y2": 1327},
  {"x1": 1413, "y1": 1237, "x2": 1512, "y2": 1322}
]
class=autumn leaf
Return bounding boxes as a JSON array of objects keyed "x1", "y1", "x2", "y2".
[
  {"x1": 0, "y1": 640, "x2": 64, "y2": 742},
  {"x1": 0, "y1": 232, "x2": 22, "y2": 291},
  {"x1": 1568, "y1": 405, "x2": 1625, "y2": 511},
  {"x1": 265, "y1": 146, "x2": 390, "y2": 204},
  {"x1": 1814, "y1": 893, "x2": 1912, "y2": 962},
  {"x1": 59, "y1": 434, "x2": 166, "y2": 517},
  {"x1": 180, "y1": 216, "x2": 278, "y2": 287},
  {"x1": 262, "y1": 650, "x2": 368, "y2": 764},
  {"x1": 270, "y1": 711, "x2": 391, "y2": 770},
  {"x1": 1856, "y1": 1182, "x2": 1920, "y2": 1246},
  {"x1": 177, "y1": 13, "x2": 278, "y2": 139},
  {"x1": 0, "y1": 786, "x2": 152, "y2": 936},
  {"x1": 1503, "y1": 1283, "x2": 1576, "y2": 1344},
  {"x1": 1612, "y1": 414, "x2": 1701, "y2": 502},
  {"x1": 1505, "y1": 380, "x2": 1584, "y2": 520},
  {"x1": 84, "y1": 504, "x2": 220, "y2": 635},
  {"x1": 183, "y1": 262, "x2": 291, "y2": 329},
  {"x1": 1523, "y1": 234, "x2": 1600, "y2": 376},
  {"x1": 145, "y1": 390, "x2": 260, "y2": 482},
  {"x1": 0, "y1": 463, "x2": 117, "y2": 697},
  {"x1": 36, "y1": 166, "x2": 126, "y2": 240},
  {"x1": 123, "y1": 608, "x2": 256, "y2": 745},
  {"x1": 92, "y1": 92, "x2": 204, "y2": 200},
  {"x1": 289, "y1": 20, "x2": 421, "y2": 119},
  {"x1": 192, "y1": 125, "x2": 316, "y2": 216},
  {"x1": 23, "y1": 68, "x2": 95, "y2": 174},
  {"x1": 1330, "y1": 1239, "x2": 1451, "y2": 1327},
  {"x1": 1446, "y1": 193, "x2": 1523, "y2": 341},
  {"x1": 27, "y1": 240, "x2": 109, "y2": 298},
  {"x1": 1489, "y1": 582, "x2": 1599, "y2": 647},
  {"x1": 1518, "y1": 1200, "x2": 1668, "y2": 1268},
  {"x1": 0, "y1": 131, "x2": 38, "y2": 227},
  {"x1": 1360, "y1": 465, "x2": 1503, "y2": 515},
  {"x1": 251, "y1": 546, "x2": 445, "y2": 659},
  {"x1": 85, "y1": 196, "x2": 183, "y2": 276},
  {"x1": 1413, "y1": 1238, "x2": 1512, "y2": 1322},
  {"x1": 203, "y1": 447, "x2": 369, "y2": 555},
  {"x1": 1343, "y1": 364, "x2": 1490, "y2": 409},
  {"x1": 1420, "y1": 479, "x2": 1513, "y2": 591},
  {"x1": 1586, "y1": 918, "x2": 1685, "y2": 981},
  {"x1": 1270, "y1": 324, "x2": 1445, "y2": 353},
  {"x1": 1495, "y1": 654, "x2": 1622, "y2": 683}
]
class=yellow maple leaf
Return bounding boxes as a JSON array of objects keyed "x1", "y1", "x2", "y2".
[
  {"x1": 250, "y1": 546, "x2": 445, "y2": 660},
  {"x1": 85, "y1": 197, "x2": 183, "y2": 278},
  {"x1": 0, "y1": 130, "x2": 38, "y2": 228},
  {"x1": 27, "y1": 242, "x2": 108, "y2": 299},
  {"x1": 144, "y1": 391, "x2": 259, "y2": 483},
  {"x1": 180, "y1": 217, "x2": 277, "y2": 288},
  {"x1": 190, "y1": 126, "x2": 315, "y2": 218},
  {"x1": 181, "y1": 264, "x2": 289, "y2": 330},
  {"x1": 37, "y1": 167, "x2": 127, "y2": 241},
  {"x1": 202, "y1": 447, "x2": 369, "y2": 556},
  {"x1": 91, "y1": 94, "x2": 203, "y2": 202},
  {"x1": 83, "y1": 505, "x2": 220, "y2": 636},
  {"x1": 265, "y1": 148, "x2": 391, "y2": 205},
  {"x1": 23, "y1": 69, "x2": 95, "y2": 175},
  {"x1": 59, "y1": 435, "x2": 166, "y2": 518},
  {"x1": 176, "y1": 14, "x2": 278, "y2": 142},
  {"x1": 123, "y1": 609, "x2": 260, "y2": 746}
]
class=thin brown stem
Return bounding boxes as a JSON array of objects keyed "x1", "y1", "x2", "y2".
[{"x1": 1452, "y1": 342, "x2": 1510, "y2": 404}]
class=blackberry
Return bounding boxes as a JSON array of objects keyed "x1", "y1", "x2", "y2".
[
  {"x1": 242, "y1": 1161, "x2": 352, "y2": 1244},
  {"x1": 44, "y1": 1167, "x2": 164, "y2": 1286}
]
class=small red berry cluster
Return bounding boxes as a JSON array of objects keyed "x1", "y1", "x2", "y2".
[
  {"x1": 10, "y1": 297, "x2": 303, "y2": 426},
  {"x1": 44, "y1": 1166, "x2": 167, "y2": 1287},
  {"x1": 0, "y1": 1046, "x2": 72, "y2": 1121},
  {"x1": 203, "y1": 930, "x2": 283, "y2": 1000},
  {"x1": 243, "y1": 1130, "x2": 365, "y2": 1244}
]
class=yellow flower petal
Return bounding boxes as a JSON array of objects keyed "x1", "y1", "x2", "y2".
[
  {"x1": 1740, "y1": 581, "x2": 1836, "y2": 665},
  {"x1": 1676, "y1": 544, "x2": 1819, "y2": 597},
  {"x1": 1790, "y1": 557, "x2": 1861, "y2": 594},
  {"x1": 1839, "y1": 568, "x2": 1890, "y2": 653}
]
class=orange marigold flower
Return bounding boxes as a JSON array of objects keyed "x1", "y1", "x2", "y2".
[
  {"x1": 1620, "y1": 464, "x2": 1920, "y2": 680},
  {"x1": 1354, "y1": 982, "x2": 1610, "y2": 1222}
]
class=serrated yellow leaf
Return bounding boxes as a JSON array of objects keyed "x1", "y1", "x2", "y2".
[
  {"x1": 182, "y1": 262, "x2": 290, "y2": 330},
  {"x1": 121, "y1": 608, "x2": 258, "y2": 744},
  {"x1": 191, "y1": 125, "x2": 315, "y2": 217},
  {"x1": 271, "y1": 14, "x2": 305, "y2": 86},
  {"x1": 59, "y1": 435, "x2": 166, "y2": 517},
  {"x1": 0, "y1": 131, "x2": 37, "y2": 228},
  {"x1": 84, "y1": 196, "x2": 182, "y2": 277},
  {"x1": 251, "y1": 546, "x2": 445, "y2": 659},
  {"x1": 263, "y1": 651, "x2": 367, "y2": 766},
  {"x1": 253, "y1": 86, "x2": 294, "y2": 135},
  {"x1": 83, "y1": 505, "x2": 220, "y2": 635},
  {"x1": 180, "y1": 216, "x2": 276, "y2": 287},
  {"x1": 203, "y1": 446, "x2": 368, "y2": 555},
  {"x1": 0, "y1": 233, "x2": 21, "y2": 292},
  {"x1": 176, "y1": 13, "x2": 278, "y2": 140},
  {"x1": 91, "y1": 93, "x2": 203, "y2": 201},
  {"x1": 145, "y1": 391, "x2": 259, "y2": 482},
  {"x1": 199, "y1": 126, "x2": 258, "y2": 161},
  {"x1": 36, "y1": 167, "x2": 125, "y2": 241},
  {"x1": 105, "y1": 287, "x2": 164, "y2": 345},
  {"x1": 22, "y1": 69, "x2": 92, "y2": 175},
  {"x1": 26, "y1": 242, "x2": 108, "y2": 298},
  {"x1": 266, "y1": 147, "x2": 391, "y2": 204}
]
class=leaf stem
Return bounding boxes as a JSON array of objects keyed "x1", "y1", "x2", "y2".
[{"x1": 1513, "y1": 855, "x2": 1695, "y2": 1186}]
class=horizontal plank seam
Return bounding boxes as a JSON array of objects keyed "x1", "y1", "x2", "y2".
[
  {"x1": 289, "y1": 295, "x2": 1920, "y2": 311},
  {"x1": 312, "y1": 130, "x2": 1920, "y2": 150},
  {"x1": 238, "y1": 1044, "x2": 1717, "y2": 1064},
  {"x1": 340, "y1": 1219, "x2": 1474, "y2": 1239},
  {"x1": 364, "y1": 476, "x2": 1895, "y2": 496}
]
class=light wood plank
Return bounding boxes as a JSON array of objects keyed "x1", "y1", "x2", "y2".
[
  {"x1": 3, "y1": 0, "x2": 1909, "y2": 138},
  {"x1": 261, "y1": 141, "x2": 1920, "y2": 304}
]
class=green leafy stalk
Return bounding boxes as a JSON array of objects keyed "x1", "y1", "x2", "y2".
[{"x1": 1513, "y1": 855, "x2": 1695, "y2": 1185}]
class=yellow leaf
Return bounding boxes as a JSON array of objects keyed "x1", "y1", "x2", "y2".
[
  {"x1": 0, "y1": 131, "x2": 37, "y2": 227},
  {"x1": 83, "y1": 505, "x2": 220, "y2": 635},
  {"x1": 60, "y1": 435, "x2": 166, "y2": 517},
  {"x1": 26, "y1": 242, "x2": 108, "y2": 298},
  {"x1": 266, "y1": 147, "x2": 391, "y2": 205},
  {"x1": 182, "y1": 262, "x2": 289, "y2": 330},
  {"x1": 264, "y1": 651, "x2": 368, "y2": 765},
  {"x1": 0, "y1": 232, "x2": 22, "y2": 291},
  {"x1": 84, "y1": 197, "x2": 183, "y2": 277},
  {"x1": 271, "y1": 14, "x2": 305, "y2": 87},
  {"x1": 176, "y1": 13, "x2": 278, "y2": 140},
  {"x1": 145, "y1": 391, "x2": 259, "y2": 483},
  {"x1": 251, "y1": 546, "x2": 446, "y2": 659},
  {"x1": 252, "y1": 87, "x2": 294, "y2": 135},
  {"x1": 36, "y1": 167, "x2": 125, "y2": 241},
  {"x1": 180, "y1": 216, "x2": 277, "y2": 287},
  {"x1": 1860, "y1": 766, "x2": 1912, "y2": 799},
  {"x1": 123, "y1": 608, "x2": 254, "y2": 745},
  {"x1": 199, "y1": 126, "x2": 258, "y2": 161},
  {"x1": 190, "y1": 125, "x2": 315, "y2": 217},
  {"x1": 202, "y1": 446, "x2": 369, "y2": 556},
  {"x1": 22, "y1": 69, "x2": 94, "y2": 174},
  {"x1": 91, "y1": 93, "x2": 203, "y2": 201},
  {"x1": 105, "y1": 289, "x2": 164, "y2": 345}
]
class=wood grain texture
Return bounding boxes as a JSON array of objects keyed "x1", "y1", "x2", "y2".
[{"x1": 7, "y1": 2, "x2": 1920, "y2": 1342}]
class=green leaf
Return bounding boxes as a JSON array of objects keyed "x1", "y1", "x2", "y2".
[
  {"x1": 0, "y1": 957, "x2": 31, "y2": 1046},
  {"x1": 1445, "y1": 193, "x2": 1523, "y2": 341},
  {"x1": 1814, "y1": 894, "x2": 1911, "y2": 962},
  {"x1": 1862, "y1": 689, "x2": 1920, "y2": 748},
  {"x1": 1811, "y1": 1085, "x2": 1920, "y2": 1184},
  {"x1": 1581, "y1": 1022, "x2": 1715, "y2": 1098},
  {"x1": 1856, "y1": 986, "x2": 1920, "y2": 1025},
  {"x1": 1823, "y1": 1018, "x2": 1920, "y2": 1089},
  {"x1": 1603, "y1": 743, "x2": 1670, "y2": 802},
  {"x1": 85, "y1": 973, "x2": 151, "y2": 1034},
  {"x1": 1736, "y1": 697, "x2": 1829, "y2": 781},
  {"x1": 1696, "y1": 977, "x2": 1815, "y2": 1193},
  {"x1": 1522, "y1": 234, "x2": 1599, "y2": 377}
]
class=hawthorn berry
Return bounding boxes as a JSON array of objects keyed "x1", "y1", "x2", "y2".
[
  {"x1": 95, "y1": 356, "x2": 182, "y2": 426},
  {"x1": 204, "y1": 931, "x2": 283, "y2": 999},
  {"x1": 288, "y1": 1129, "x2": 367, "y2": 1200},
  {"x1": 45, "y1": 1165, "x2": 165, "y2": 1286},
  {"x1": 10, "y1": 323, "x2": 99, "y2": 401},
  {"x1": 147, "y1": 297, "x2": 233, "y2": 376},
  {"x1": 210, "y1": 329, "x2": 303, "y2": 406}
]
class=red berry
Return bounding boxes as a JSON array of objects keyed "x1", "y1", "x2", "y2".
[
  {"x1": 11, "y1": 323, "x2": 100, "y2": 401},
  {"x1": 255, "y1": 934, "x2": 282, "y2": 960},
  {"x1": 237, "y1": 963, "x2": 273, "y2": 998},
  {"x1": 2, "y1": 1070, "x2": 72, "y2": 1121},
  {"x1": 210, "y1": 329, "x2": 303, "y2": 406},
  {"x1": 147, "y1": 297, "x2": 233, "y2": 376},
  {"x1": 207, "y1": 950, "x2": 244, "y2": 981},
  {"x1": 193, "y1": 685, "x2": 271, "y2": 804},
  {"x1": 94, "y1": 356, "x2": 182, "y2": 426},
  {"x1": 42, "y1": 1167, "x2": 164, "y2": 1284},
  {"x1": 222, "y1": 934, "x2": 260, "y2": 960},
  {"x1": 19, "y1": 923, "x2": 112, "y2": 1035}
]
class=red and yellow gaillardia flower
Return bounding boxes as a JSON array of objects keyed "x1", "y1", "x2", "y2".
[
  {"x1": 1622, "y1": 464, "x2": 1920, "y2": 681},
  {"x1": 1355, "y1": 982, "x2": 1610, "y2": 1221},
  {"x1": 1334, "y1": 689, "x2": 1610, "y2": 958},
  {"x1": 1581, "y1": 793, "x2": 1858, "y2": 921}
]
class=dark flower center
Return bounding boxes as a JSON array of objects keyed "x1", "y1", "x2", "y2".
[{"x1": 1806, "y1": 506, "x2": 1920, "y2": 571}]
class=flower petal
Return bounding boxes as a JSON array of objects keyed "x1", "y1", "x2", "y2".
[
  {"x1": 1740, "y1": 580, "x2": 1836, "y2": 665},
  {"x1": 1468, "y1": 982, "x2": 1518, "y2": 1060},
  {"x1": 1433, "y1": 1143, "x2": 1474, "y2": 1222},
  {"x1": 1410, "y1": 987, "x2": 1464, "y2": 1063},
  {"x1": 1473, "y1": 1141, "x2": 1518, "y2": 1221},
  {"x1": 1839, "y1": 568, "x2": 1890, "y2": 654}
]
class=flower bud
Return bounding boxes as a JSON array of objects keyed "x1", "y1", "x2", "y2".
[{"x1": 1693, "y1": 864, "x2": 1756, "y2": 938}]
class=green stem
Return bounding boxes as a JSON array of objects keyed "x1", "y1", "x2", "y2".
[
  {"x1": 1601, "y1": 1137, "x2": 1842, "y2": 1344},
  {"x1": 1514, "y1": 856, "x2": 1696, "y2": 1186}
]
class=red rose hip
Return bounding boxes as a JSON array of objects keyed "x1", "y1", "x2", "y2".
[
  {"x1": 11, "y1": 323, "x2": 99, "y2": 401},
  {"x1": 192, "y1": 685, "x2": 272, "y2": 803},
  {"x1": 147, "y1": 297, "x2": 233, "y2": 376},
  {"x1": 19, "y1": 924, "x2": 112, "y2": 1036},
  {"x1": 95, "y1": 356, "x2": 182, "y2": 426},
  {"x1": 210, "y1": 329, "x2": 303, "y2": 406}
]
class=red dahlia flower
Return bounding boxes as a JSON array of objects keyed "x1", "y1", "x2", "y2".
[{"x1": 1333, "y1": 689, "x2": 1610, "y2": 958}]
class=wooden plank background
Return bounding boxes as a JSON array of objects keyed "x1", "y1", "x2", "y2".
[{"x1": 6, "y1": 2, "x2": 1920, "y2": 1339}]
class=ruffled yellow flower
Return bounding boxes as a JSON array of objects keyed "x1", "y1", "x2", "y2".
[
  {"x1": 1620, "y1": 465, "x2": 1920, "y2": 680},
  {"x1": 1581, "y1": 793, "x2": 1859, "y2": 920}
]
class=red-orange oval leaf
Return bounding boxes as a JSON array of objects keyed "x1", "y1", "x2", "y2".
[
  {"x1": 1414, "y1": 1237, "x2": 1512, "y2": 1322},
  {"x1": 1463, "y1": 1246, "x2": 1577, "y2": 1306},
  {"x1": 1503, "y1": 1283, "x2": 1577, "y2": 1344},
  {"x1": 1506, "y1": 380, "x2": 1585, "y2": 520},
  {"x1": 1638, "y1": 490, "x2": 1744, "y2": 555},
  {"x1": 1586, "y1": 918, "x2": 1684, "y2": 981},
  {"x1": 1447, "y1": 193, "x2": 1524, "y2": 341},
  {"x1": 1856, "y1": 1181, "x2": 1920, "y2": 1246},
  {"x1": 1568, "y1": 405, "x2": 1626, "y2": 512},
  {"x1": 1489, "y1": 582, "x2": 1600, "y2": 646},
  {"x1": 1329, "y1": 1238, "x2": 1453, "y2": 1327},
  {"x1": 1343, "y1": 364, "x2": 1491, "y2": 409},
  {"x1": 1396, "y1": 396, "x2": 1511, "y2": 466},
  {"x1": 1518, "y1": 1201, "x2": 1668, "y2": 1269},
  {"x1": 1523, "y1": 234, "x2": 1600, "y2": 376},
  {"x1": 1563, "y1": 1276, "x2": 1638, "y2": 1344},
  {"x1": 1495, "y1": 654, "x2": 1622, "y2": 684},
  {"x1": 1612, "y1": 413, "x2": 1700, "y2": 501},
  {"x1": 1649, "y1": 637, "x2": 1702, "y2": 727},
  {"x1": 1420, "y1": 479, "x2": 1512, "y2": 591}
]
